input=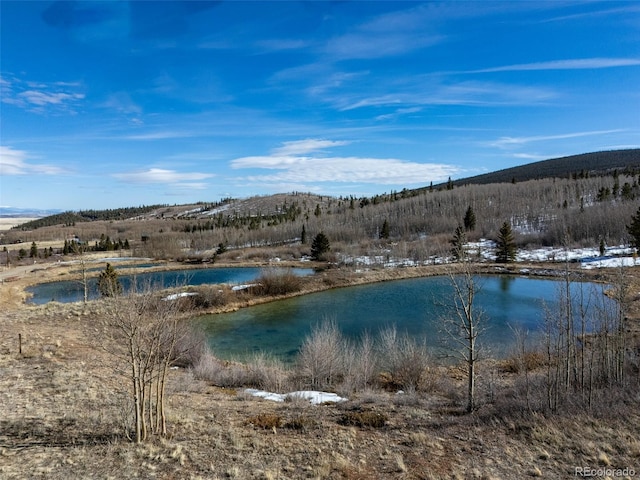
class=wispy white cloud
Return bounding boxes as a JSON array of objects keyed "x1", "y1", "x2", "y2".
[
  {"x1": 543, "y1": 5, "x2": 640, "y2": 23},
  {"x1": 18, "y1": 90, "x2": 84, "y2": 106},
  {"x1": 255, "y1": 38, "x2": 309, "y2": 52},
  {"x1": 0, "y1": 146, "x2": 65, "y2": 175},
  {"x1": 1, "y1": 75, "x2": 85, "y2": 113},
  {"x1": 102, "y1": 92, "x2": 142, "y2": 115},
  {"x1": 123, "y1": 131, "x2": 197, "y2": 140},
  {"x1": 337, "y1": 80, "x2": 557, "y2": 111},
  {"x1": 324, "y1": 32, "x2": 442, "y2": 60},
  {"x1": 488, "y1": 129, "x2": 626, "y2": 149},
  {"x1": 510, "y1": 153, "x2": 552, "y2": 161},
  {"x1": 113, "y1": 168, "x2": 214, "y2": 188},
  {"x1": 273, "y1": 139, "x2": 350, "y2": 156},
  {"x1": 470, "y1": 58, "x2": 640, "y2": 73},
  {"x1": 375, "y1": 107, "x2": 423, "y2": 121},
  {"x1": 231, "y1": 139, "x2": 460, "y2": 187},
  {"x1": 322, "y1": 5, "x2": 443, "y2": 60}
]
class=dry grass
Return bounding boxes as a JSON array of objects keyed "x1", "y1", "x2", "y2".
[
  {"x1": 338, "y1": 410, "x2": 389, "y2": 428},
  {"x1": 1, "y1": 264, "x2": 640, "y2": 479},
  {"x1": 0, "y1": 218, "x2": 38, "y2": 231}
]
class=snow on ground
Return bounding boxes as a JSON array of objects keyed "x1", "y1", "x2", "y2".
[
  {"x1": 162, "y1": 292, "x2": 198, "y2": 301},
  {"x1": 581, "y1": 256, "x2": 640, "y2": 269},
  {"x1": 202, "y1": 203, "x2": 232, "y2": 216},
  {"x1": 176, "y1": 207, "x2": 206, "y2": 217},
  {"x1": 245, "y1": 389, "x2": 347, "y2": 404},
  {"x1": 339, "y1": 240, "x2": 639, "y2": 270},
  {"x1": 231, "y1": 283, "x2": 258, "y2": 291}
]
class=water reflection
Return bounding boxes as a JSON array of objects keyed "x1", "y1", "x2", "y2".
[{"x1": 200, "y1": 275, "x2": 611, "y2": 362}]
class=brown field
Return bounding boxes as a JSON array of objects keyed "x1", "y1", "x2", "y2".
[
  {"x1": 0, "y1": 218, "x2": 38, "y2": 232},
  {"x1": 1, "y1": 260, "x2": 639, "y2": 479}
]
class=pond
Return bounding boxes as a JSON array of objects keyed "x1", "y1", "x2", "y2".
[
  {"x1": 198, "y1": 275, "x2": 614, "y2": 362},
  {"x1": 26, "y1": 267, "x2": 315, "y2": 304}
]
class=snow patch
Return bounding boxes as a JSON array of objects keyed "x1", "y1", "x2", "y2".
[
  {"x1": 232, "y1": 283, "x2": 258, "y2": 291},
  {"x1": 338, "y1": 241, "x2": 640, "y2": 270},
  {"x1": 245, "y1": 389, "x2": 347, "y2": 404},
  {"x1": 162, "y1": 292, "x2": 198, "y2": 301}
]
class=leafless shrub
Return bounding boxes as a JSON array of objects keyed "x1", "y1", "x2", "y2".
[
  {"x1": 502, "y1": 350, "x2": 547, "y2": 374},
  {"x1": 193, "y1": 351, "x2": 251, "y2": 388},
  {"x1": 133, "y1": 234, "x2": 184, "y2": 260},
  {"x1": 170, "y1": 323, "x2": 208, "y2": 368},
  {"x1": 341, "y1": 331, "x2": 379, "y2": 393},
  {"x1": 187, "y1": 285, "x2": 232, "y2": 309},
  {"x1": 254, "y1": 268, "x2": 302, "y2": 296},
  {"x1": 378, "y1": 325, "x2": 430, "y2": 392},
  {"x1": 246, "y1": 352, "x2": 291, "y2": 392},
  {"x1": 169, "y1": 368, "x2": 206, "y2": 394},
  {"x1": 296, "y1": 318, "x2": 346, "y2": 390}
]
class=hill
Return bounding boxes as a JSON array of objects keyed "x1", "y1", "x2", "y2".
[
  {"x1": 10, "y1": 149, "x2": 640, "y2": 231},
  {"x1": 447, "y1": 148, "x2": 640, "y2": 187},
  {"x1": 4, "y1": 148, "x2": 640, "y2": 265}
]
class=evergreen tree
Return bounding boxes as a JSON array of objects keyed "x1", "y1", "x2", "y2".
[
  {"x1": 380, "y1": 219, "x2": 390, "y2": 239},
  {"x1": 301, "y1": 224, "x2": 307, "y2": 244},
  {"x1": 463, "y1": 205, "x2": 476, "y2": 231},
  {"x1": 310, "y1": 232, "x2": 331, "y2": 261},
  {"x1": 98, "y1": 263, "x2": 122, "y2": 297},
  {"x1": 450, "y1": 225, "x2": 467, "y2": 261},
  {"x1": 495, "y1": 221, "x2": 516, "y2": 263},
  {"x1": 626, "y1": 206, "x2": 640, "y2": 251},
  {"x1": 29, "y1": 241, "x2": 38, "y2": 258}
]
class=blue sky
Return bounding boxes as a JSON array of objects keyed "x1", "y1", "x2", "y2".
[{"x1": 1, "y1": 1, "x2": 639, "y2": 211}]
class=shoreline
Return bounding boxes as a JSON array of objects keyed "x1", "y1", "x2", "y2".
[{"x1": 1, "y1": 255, "x2": 618, "y2": 316}]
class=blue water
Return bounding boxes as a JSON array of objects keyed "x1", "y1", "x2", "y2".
[
  {"x1": 199, "y1": 275, "x2": 612, "y2": 361},
  {"x1": 26, "y1": 267, "x2": 315, "y2": 304}
]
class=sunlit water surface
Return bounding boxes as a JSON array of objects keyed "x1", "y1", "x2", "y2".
[
  {"x1": 26, "y1": 267, "x2": 314, "y2": 304},
  {"x1": 198, "y1": 275, "x2": 612, "y2": 362}
]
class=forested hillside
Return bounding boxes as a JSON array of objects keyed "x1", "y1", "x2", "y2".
[
  {"x1": 446, "y1": 148, "x2": 640, "y2": 187},
  {"x1": 14, "y1": 205, "x2": 167, "y2": 230},
  {"x1": 4, "y1": 150, "x2": 640, "y2": 263}
]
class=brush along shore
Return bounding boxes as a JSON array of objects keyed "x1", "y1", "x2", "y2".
[{"x1": 0, "y1": 261, "x2": 639, "y2": 479}]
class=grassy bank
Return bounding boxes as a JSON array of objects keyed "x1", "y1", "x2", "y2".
[{"x1": 1, "y1": 261, "x2": 639, "y2": 478}]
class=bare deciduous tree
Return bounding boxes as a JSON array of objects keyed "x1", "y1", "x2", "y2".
[
  {"x1": 103, "y1": 288, "x2": 190, "y2": 442},
  {"x1": 71, "y1": 242, "x2": 89, "y2": 303},
  {"x1": 441, "y1": 265, "x2": 486, "y2": 412}
]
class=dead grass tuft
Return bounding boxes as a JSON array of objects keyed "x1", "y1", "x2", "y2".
[
  {"x1": 283, "y1": 415, "x2": 318, "y2": 431},
  {"x1": 501, "y1": 351, "x2": 547, "y2": 373},
  {"x1": 245, "y1": 413, "x2": 283, "y2": 430},
  {"x1": 338, "y1": 410, "x2": 388, "y2": 428}
]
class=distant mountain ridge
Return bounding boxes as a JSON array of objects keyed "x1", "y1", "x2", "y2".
[
  {"x1": 447, "y1": 149, "x2": 640, "y2": 187},
  {"x1": 0, "y1": 207, "x2": 63, "y2": 218}
]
